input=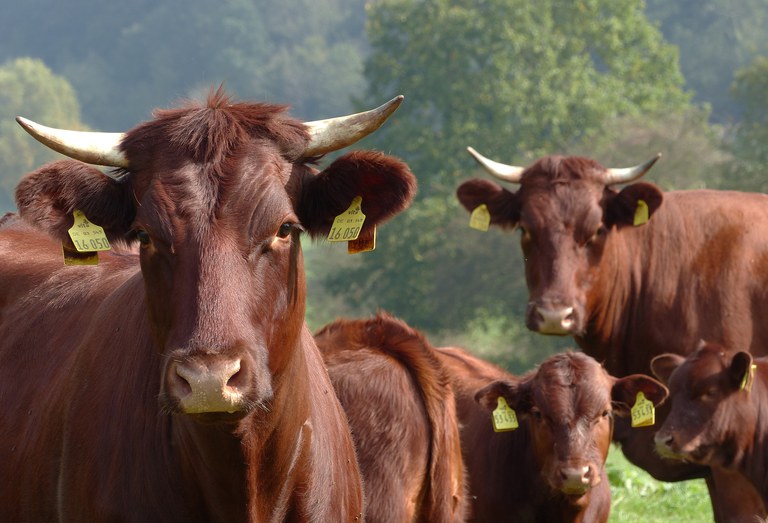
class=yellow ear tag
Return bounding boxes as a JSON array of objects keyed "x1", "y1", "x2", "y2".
[
  {"x1": 348, "y1": 225, "x2": 376, "y2": 254},
  {"x1": 68, "y1": 210, "x2": 111, "y2": 252},
  {"x1": 328, "y1": 196, "x2": 366, "y2": 242},
  {"x1": 492, "y1": 396, "x2": 519, "y2": 432},
  {"x1": 740, "y1": 364, "x2": 758, "y2": 392},
  {"x1": 633, "y1": 200, "x2": 649, "y2": 226},
  {"x1": 631, "y1": 391, "x2": 655, "y2": 427},
  {"x1": 469, "y1": 204, "x2": 491, "y2": 232}
]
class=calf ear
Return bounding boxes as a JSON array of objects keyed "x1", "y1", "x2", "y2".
[
  {"x1": 604, "y1": 182, "x2": 663, "y2": 228},
  {"x1": 15, "y1": 160, "x2": 135, "y2": 242},
  {"x1": 727, "y1": 351, "x2": 753, "y2": 388},
  {"x1": 650, "y1": 353, "x2": 685, "y2": 385},
  {"x1": 456, "y1": 179, "x2": 520, "y2": 229},
  {"x1": 297, "y1": 150, "x2": 416, "y2": 239},
  {"x1": 612, "y1": 374, "x2": 669, "y2": 416},
  {"x1": 475, "y1": 379, "x2": 527, "y2": 412}
]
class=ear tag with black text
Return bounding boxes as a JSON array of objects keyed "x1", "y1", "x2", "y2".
[
  {"x1": 492, "y1": 396, "x2": 519, "y2": 432},
  {"x1": 633, "y1": 200, "x2": 649, "y2": 226},
  {"x1": 740, "y1": 364, "x2": 758, "y2": 392},
  {"x1": 631, "y1": 391, "x2": 655, "y2": 427},
  {"x1": 68, "y1": 210, "x2": 111, "y2": 252},
  {"x1": 469, "y1": 204, "x2": 491, "y2": 231},
  {"x1": 328, "y1": 196, "x2": 366, "y2": 243}
]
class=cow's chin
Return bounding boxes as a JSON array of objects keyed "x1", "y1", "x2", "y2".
[
  {"x1": 185, "y1": 411, "x2": 250, "y2": 425},
  {"x1": 561, "y1": 488, "x2": 591, "y2": 507}
]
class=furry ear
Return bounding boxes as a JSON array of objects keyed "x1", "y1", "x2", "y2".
[
  {"x1": 612, "y1": 374, "x2": 669, "y2": 416},
  {"x1": 456, "y1": 179, "x2": 520, "y2": 229},
  {"x1": 604, "y1": 182, "x2": 663, "y2": 228},
  {"x1": 297, "y1": 151, "x2": 416, "y2": 239},
  {"x1": 15, "y1": 160, "x2": 135, "y2": 242},
  {"x1": 650, "y1": 353, "x2": 686, "y2": 385},
  {"x1": 475, "y1": 378, "x2": 528, "y2": 413},
  {"x1": 728, "y1": 351, "x2": 754, "y2": 389}
]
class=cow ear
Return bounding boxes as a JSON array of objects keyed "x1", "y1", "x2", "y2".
[
  {"x1": 297, "y1": 151, "x2": 416, "y2": 239},
  {"x1": 612, "y1": 374, "x2": 669, "y2": 416},
  {"x1": 474, "y1": 379, "x2": 523, "y2": 412},
  {"x1": 727, "y1": 351, "x2": 753, "y2": 388},
  {"x1": 604, "y1": 182, "x2": 663, "y2": 228},
  {"x1": 650, "y1": 353, "x2": 685, "y2": 385},
  {"x1": 456, "y1": 179, "x2": 520, "y2": 229},
  {"x1": 15, "y1": 160, "x2": 136, "y2": 243}
]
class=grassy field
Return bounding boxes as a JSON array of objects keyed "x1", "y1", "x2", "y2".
[{"x1": 606, "y1": 446, "x2": 713, "y2": 522}]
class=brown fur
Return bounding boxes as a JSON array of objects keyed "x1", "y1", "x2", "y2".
[
  {"x1": 437, "y1": 347, "x2": 667, "y2": 523},
  {"x1": 1, "y1": 90, "x2": 416, "y2": 522},
  {"x1": 457, "y1": 155, "x2": 768, "y2": 521},
  {"x1": 652, "y1": 343, "x2": 768, "y2": 517},
  {"x1": 315, "y1": 313, "x2": 467, "y2": 523}
]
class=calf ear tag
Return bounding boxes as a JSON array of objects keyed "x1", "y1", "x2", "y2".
[
  {"x1": 469, "y1": 204, "x2": 490, "y2": 231},
  {"x1": 328, "y1": 196, "x2": 366, "y2": 243},
  {"x1": 492, "y1": 396, "x2": 519, "y2": 432},
  {"x1": 633, "y1": 200, "x2": 649, "y2": 226},
  {"x1": 631, "y1": 391, "x2": 655, "y2": 427},
  {"x1": 740, "y1": 364, "x2": 757, "y2": 392},
  {"x1": 63, "y1": 210, "x2": 111, "y2": 266}
]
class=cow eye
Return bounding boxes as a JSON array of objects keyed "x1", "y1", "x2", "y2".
[
  {"x1": 136, "y1": 230, "x2": 151, "y2": 246},
  {"x1": 531, "y1": 408, "x2": 543, "y2": 420},
  {"x1": 276, "y1": 222, "x2": 303, "y2": 240}
]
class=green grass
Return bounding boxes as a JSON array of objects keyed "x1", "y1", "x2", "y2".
[{"x1": 607, "y1": 446, "x2": 713, "y2": 522}]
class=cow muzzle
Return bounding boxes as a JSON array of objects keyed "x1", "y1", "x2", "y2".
[
  {"x1": 555, "y1": 464, "x2": 598, "y2": 496},
  {"x1": 526, "y1": 302, "x2": 580, "y2": 335},
  {"x1": 166, "y1": 355, "x2": 251, "y2": 415}
]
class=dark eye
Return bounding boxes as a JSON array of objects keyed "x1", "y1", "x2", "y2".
[
  {"x1": 602, "y1": 409, "x2": 611, "y2": 418},
  {"x1": 586, "y1": 226, "x2": 607, "y2": 246},
  {"x1": 136, "y1": 230, "x2": 151, "y2": 246},
  {"x1": 277, "y1": 223, "x2": 303, "y2": 239},
  {"x1": 531, "y1": 408, "x2": 543, "y2": 420}
]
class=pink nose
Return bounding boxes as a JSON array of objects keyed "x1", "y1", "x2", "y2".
[
  {"x1": 558, "y1": 465, "x2": 593, "y2": 495},
  {"x1": 528, "y1": 304, "x2": 577, "y2": 334},
  {"x1": 167, "y1": 357, "x2": 247, "y2": 414}
]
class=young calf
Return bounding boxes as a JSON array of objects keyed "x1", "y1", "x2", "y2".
[
  {"x1": 652, "y1": 342, "x2": 768, "y2": 515},
  {"x1": 437, "y1": 347, "x2": 668, "y2": 523},
  {"x1": 315, "y1": 313, "x2": 467, "y2": 523}
]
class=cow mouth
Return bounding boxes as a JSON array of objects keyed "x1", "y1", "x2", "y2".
[{"x1": 185, "y1": 411, "x2": 250, "y2": 425}]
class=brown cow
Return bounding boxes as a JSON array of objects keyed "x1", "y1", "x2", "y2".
[
  {"x1": 437, "y1": 346, "x2": 668, "y2": 523},
  {"x1": 457, "y1": 149, "x2": 768, "y2": 520},
  {"x1": 0, "y1": 89, "x2": 416, "y2": 522},
  {"x1": 652, "y1": 342, "x2": 768, "y2": 519},
  {"x1": 315, "y1": 313, "x2": 467, "y2": 523}
]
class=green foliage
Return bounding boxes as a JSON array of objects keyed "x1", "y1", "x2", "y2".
[
  {"x1": 645, "y1": 0, "x2": 768, "y2": 122},
  {"x1": 607, "y1": 447, "x2": 713, "y2": 522},
  {"x1": 724, "y1": 55, "x2": 768, "y2": 192},
  {"x1": 0, "y1": 58, "x2": 84, "y2": 211}
]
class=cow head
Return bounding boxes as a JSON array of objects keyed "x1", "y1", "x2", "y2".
[
  {"x1": 457, "y1": 148, "x2": 663, "y2": 336},
  {"x1": 476, "y1": 352, "x2": 667, "y2": 502},
  {"x1": 14, "y1": 89, "x2": 415, "y2": 421},
  {"x1": 651, "y1": 342, "x2": 757, "y2": 468}
]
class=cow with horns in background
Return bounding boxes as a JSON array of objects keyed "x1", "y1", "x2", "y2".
[
  {"x1": 456, "y1": 148, "x2": 768, "y2": 520},
  {"x1": 0, "y1": 88, "x2": 416, "y2": 522}
]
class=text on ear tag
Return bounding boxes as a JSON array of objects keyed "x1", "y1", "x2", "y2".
[
  {"x1": 492, "y1": 396, "x2": 518, "y2": 432},
  {"x1": 469, "y1": 204, "x2": 491, "y2": 231},
  {"x1": 633, "y1": 200, "x2": 649, "y2": 227},
  {"x1": 740, "y1": 364, "x2": 758, "y2": 392},
  {"x1": 631, "y1": 391, "x2": 655, "y2": 427},
  {"x1": 68, "y1": 210, "x2": 111, "y2": 252},
  {"x1": 328, "y1": 196, "x2": 366, "y2": 242}
]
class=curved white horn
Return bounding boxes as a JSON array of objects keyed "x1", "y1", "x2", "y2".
[
  {"x1": 604, "y1": 153, "x2": 661, "y2": 185},
  {"x1": 16, "y1": 116, "x2": 128, "y2": 169},
  {"x1": 303, "y1": 96, "x2": 404, "y2": 157},
  {"x1": 466, "y1": 146, "x2": 525, "y2": 183}
]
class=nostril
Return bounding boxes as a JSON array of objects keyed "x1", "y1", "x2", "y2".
[
  {"x1": 225, "y1": 360, "x2": 244, "y2": 389},
  {"x1": 172, "y1": 363, "x2": 193, "y2": 397},
  {"x1": 581, "y1": 465, "x2": 591, "y2": 483}
]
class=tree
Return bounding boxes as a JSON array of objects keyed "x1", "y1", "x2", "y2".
[
  {"x1": 0, "y1": 57, "x2": 85, "y2": 211},
  {"x1": 317, "y1": 0, "x2": 697, "y2": 362}
]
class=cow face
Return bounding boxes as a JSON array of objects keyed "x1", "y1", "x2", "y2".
[
  {"x1": 15, "y1": 92, "x2": 415, "y2": 421},
  {"x1": 476, "y1": 352, "x2": 668, "y2": 501},
  {"x1": 651, "y1": 342, "x2": 756, "y2": 468},
  {"x1": 457, "y1": 152, "x2": 662, "y2": 336}
]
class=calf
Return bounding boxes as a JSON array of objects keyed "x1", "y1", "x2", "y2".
[
  {"x1": 315, "y1": 313, "x2": 467, "y2": 523},
  {"x1": 438, "y1": 347, "x2": 668, "y2": 523},
  {"x1": 652, "y1": 342, "x2": 768, "y2": 518}
]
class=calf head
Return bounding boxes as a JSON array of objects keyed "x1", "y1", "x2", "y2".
[
  {"x1": 651, "y1": 342, "x2": 756, "y2": 468},
  {"x1": 15, "y1": 90, "x2": 415, "y2": 421},
  {"x1": 457, "y1": 149, "x2": 662, "y2": 336},
  {"x1": 477, "y1": 352, "x2": 667, "y2": 503}
]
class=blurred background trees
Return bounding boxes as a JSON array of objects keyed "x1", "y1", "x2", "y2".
[{"x1": 1, "y1": 0, "x2": 768, "y2": 371}]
